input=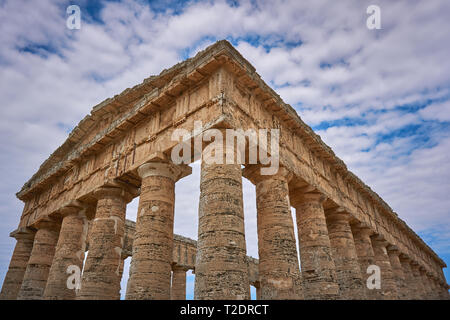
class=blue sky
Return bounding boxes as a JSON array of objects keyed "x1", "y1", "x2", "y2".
[{"x1": 1, "y1": 0, "x2": 450, "y2": 299}]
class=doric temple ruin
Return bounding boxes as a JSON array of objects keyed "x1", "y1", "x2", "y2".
[{"x1": 1, "y1": 40, "x2": 448, "y2": 300}]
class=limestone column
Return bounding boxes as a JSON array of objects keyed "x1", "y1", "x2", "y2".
[
  {"x1": 126, "y1": 161, "x2": 190, "y2": 300},
  {"x1": 291, "y1": 192, "x2": 339, "y2": 300},
  {"x1": 427, "y1": 274, "x2": 438, "y2": 300},
  {"x1": 427, "y1": 277, "x2": 437, "y2": 300},
  {"x1": 0, "y1": 227, "x2": 36, "y2": 300},
  {"x1": 17, "y1": 219, "x2": 61, "y2": 300},
  {"x1": 370, "y1": 236, "x2": 398, "y2": 299},
  {"x1": 77, "y1": 185, "x2": 135, "y2": 300},
  {"x1": 351, "y1": 224, "x2": 377, "y2": 299},
  {"x1": 386, "y1": 246, "x2": 407, "y2": 299},
  {"x1": 439, "y1": 282, "x2": 450, "y2": 300},
  {"x1": 325, "y1": 209, "x2": 365, "y2": 299},
  {"x1": 171, "y1": 266, "x2": 188, "y2": 300},
  {"x1": 243, "y1": 165, "x2": 302, "y2": 300},
  {"x1": 410, "y1": 262, "x2": 426, "y2": 299},
  {"x1": 419, "y1": 267, "x2": 431, "y2": 299},
  {"x1": 43, "y1": 204, "x2": 87, "y2": 300},
  {"x1": 194, "y1": 142, "x2": 250, "y2": 300},
  {"x1": 398, "y1": 255, "x2": 418, "y2": 299}
]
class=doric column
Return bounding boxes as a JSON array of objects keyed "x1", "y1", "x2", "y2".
[
  {"x1": 194, "y1": 142, "x2": 250, "y2": 300},
  {"x1": 291, "y1": 192, "x2": 339, "y2": 300},
  {"x1": 325, "y1": 209, "x2": 365, "y2": 299},
  {"x1": 398, "y1": 255, "x2": 418, "y2": 299},
  {"x1": 243, "y1": 165, "x2": 302, "y2": 300},
  {"x1": 0, "y1": 227, "x2": 36, "y2": 300},
  {"x1": 419, "y1": 267, "x2": 431, "y2": 300},
  {"x1": 427, "y1": 273, "x2": 438, "y2": 300},
  {"x1": 43, "y1": 203, "x2": 88, "y2": 300},
  {"x1": 171, "y1": 266, "x2": 188, "y2": 300},
  {"x1": 428, "y1": 274, "x2": 440, "y2": 300},
  {"x1": 17, "y1": 219, "x2": 61, "y2": 300},
  {"x1": 351, "y1": 224, "x2": 377, "y2": 299},
  {"x1": 439, "y1": 282, "x2": 450, "y2": 300},
  {"x1": 410, "y1": 262, "x2": 426, "y2": 299},
  {"x1": 386, "y1": 246, "x2": 407, "y2": 300},
  {"x1": 370, "y1": 236, "x2": 398, "y2": 299},
  {"x1": 126, "y1": 161, "x2": 191, "y2": 300},
  {"x1": 78, "y1": 185, "x2": 136, "y2": 300}
]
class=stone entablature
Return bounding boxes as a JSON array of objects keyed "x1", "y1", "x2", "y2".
[{"x1": 2, "y1": 40, "x2": 448, "y2": 300}]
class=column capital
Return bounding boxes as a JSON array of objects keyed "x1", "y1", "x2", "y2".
[
  {"x1": 172, "y1": 264, "x2": 190, "y2": 272},
  {"x1": 386, "y1": 245, "x2": 400, "y2": 255},
  {"x1": 93, "y1": 185, "x2": 137, "y2": 203},
  {"x1": 410, "y1": 260, "x2": 420, "y2": 267},
  {"x1": 370, "y1": 234, "x2": 388, "y2": 246},
  {"x1": 290, "y1": 190, "x2": 326, "y2": 208},
  {"x1": 57, "y1": 200, "x2": 88, "y2": 218},
  {"x1": 325, "y1": 207, "x2": 351, "y2": 222},
  {"x1": 138, "y1": 161, "x2": 191, "y2": 182},
  {"x1": 351, "y1": 223, "x2": 374, "y2": 237},
  {"x1": 398, "y1": 252, "x2": 412, "y2": 262},
  {"x1": 9, "y1": 227, "x2": 36, "y2": 240},
  {"x1": 34, "y1": 218, "x2": 61, "y2": 231},
  {"x1": 242, "y1": 164, "x2": 292, "y2": 184}
]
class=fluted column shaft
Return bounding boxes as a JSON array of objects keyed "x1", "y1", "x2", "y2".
[
  {"x1": 244, "y1": 166, "x2": 302, "y2": 300},
  {"x1": 126, "y1": 161, "x2": 188, "y2": 300},
  {"x1": 17, "y1": 220, "x2": 60, "y2": 300},
  {"x1": 410, "y1": 263, "x2": 426, "y2": 299},
  {"x1": 351, "y1": 225, "x2": 377, "y2": 299},
  {"x1": 0, "y1": 228, "x2": 35, "y2": 300},
  {"x1": 429, "y1": 278, "x2": 439, "y2": 300},
  {"x1": 43, "y1": 206, "x2": 87, "y2": 300},
  {"x1": 291, "y1": 193, "x2": 339, "y2": 300},
  {"x1": 325, "y1": 210, "x2": 365, "y2": 299},
  {"x1": 387, "y1": 247, "x2": 407, "y2": 300},
  {"x1": 419, "y1": 268, "x2": 431, "y2": 299},
  {"x1": 78, "y1": 186, "x2": 134, "y2": 300},
  {"x1": 398, "y1": 256, "x2": 417, "y2": 299},
  {"x1": 195, "y1": 143, "x2": 250, "y2": 300},
  {"x1": 171, "y1": 266, "x2": 188, "y2": 300},
  {"x1": 370, "y1": 237, "x2": 398, "y2": 299},
  {"x1": 438, "y1": 281, "x2": 450, "y2": 300}
]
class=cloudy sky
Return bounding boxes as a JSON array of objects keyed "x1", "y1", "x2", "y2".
[{"x1": 0, "y1": 0, "x2": 449, "y2": 299}]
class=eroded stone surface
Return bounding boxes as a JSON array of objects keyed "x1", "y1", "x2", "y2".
[
  {"x1": 194, "y1": 146, "x2": 250, "y2": 300},
  {"x1": 0, "y1": 228, "x2": 35, "y2": 300},
  {"x1": 77, "y1": 187, "x2": 133, "y2": 300},
  {"x1": 126, "y1": 161, "x2": 186, "y2": 300},
  {"x1": 17, "y1": 220, "x2": 60, "y2": 300},
  {"x1": 291, "y1": 193, "x2": 339, "y2": 300},
  {"x1": 43, "y1": 206, "x2": 87, "y2": 300},
  {"x1": 325, "y1": 210, "x2": 365, "y2": 299},
  {"x1": 244, "y1": 166, "x2": 303, "y2": 300}
]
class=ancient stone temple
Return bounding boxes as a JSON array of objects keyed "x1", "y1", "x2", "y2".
[{"x1": 1, "y1": 40, "x2": 448, "y2": 300}]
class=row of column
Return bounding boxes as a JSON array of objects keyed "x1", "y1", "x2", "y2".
[
  {"x1": 243, "y1": 163, "x2": 449, "y2": 300},
  {"x1": 1, "y1": 154, "x2": 449, "y2": 300}
]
